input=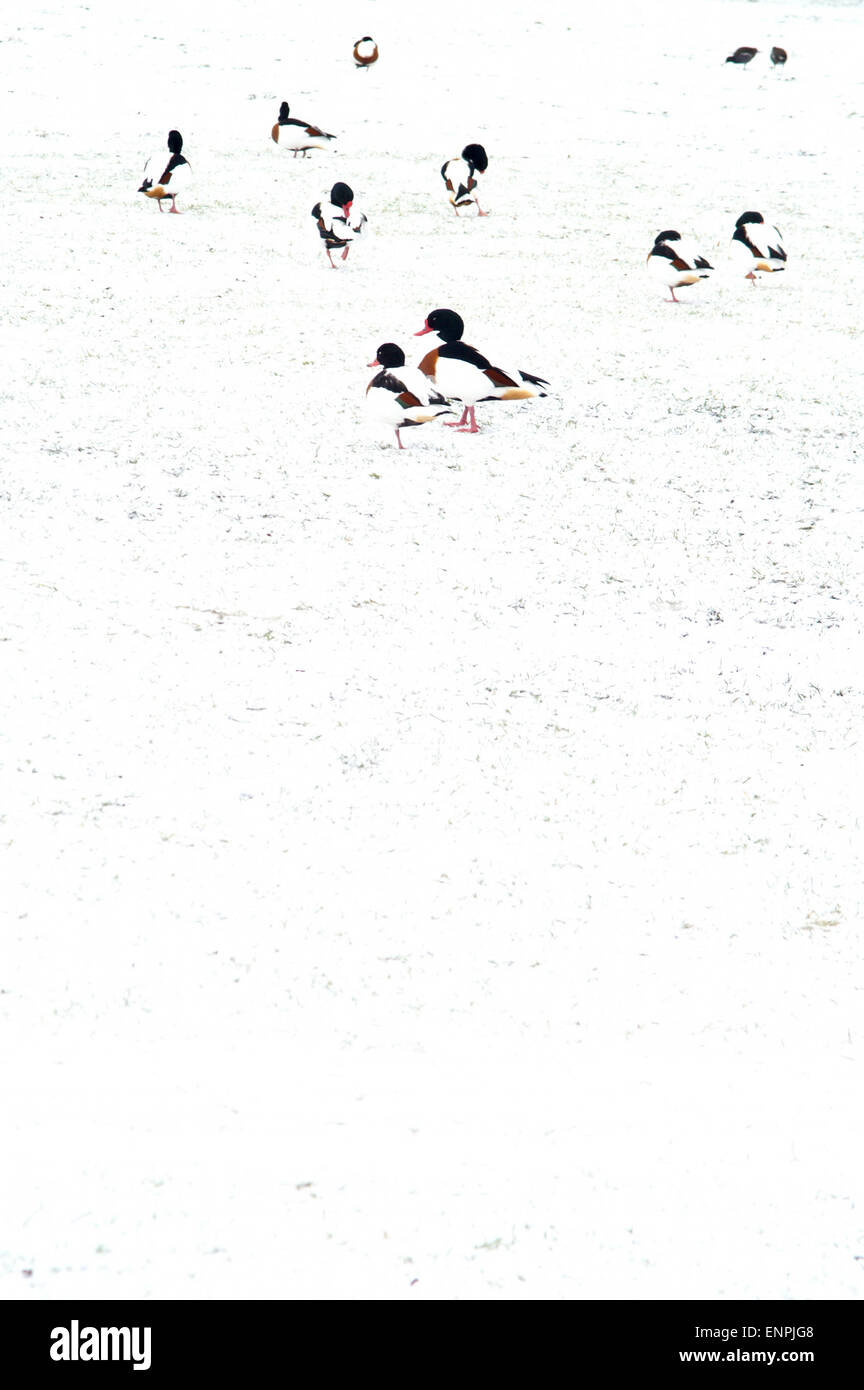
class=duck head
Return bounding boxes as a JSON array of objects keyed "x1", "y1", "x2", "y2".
[
  {"x1": 461, "y1": 143, "x2": 488, "y2": 173},
  {"x1": 369, "y1": 343, "x2": 405, "y2": 369},
  {"x1": 331, "y1": 181, "x2": 354, "y2": 216},
  {"x1": 415, "y1": 309, "x2": 464, "y2": 342}
]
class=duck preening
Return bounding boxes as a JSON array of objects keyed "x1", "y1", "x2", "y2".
[
  {"x1": 731, "y1": 211, "x2": 786, "y2": 282},
  {"x1": 726, "y1": 46, "x2": 758, "y2": 65},
  {"x1": 353, "y1": 37, "x2": 378, "y2": 68},
  {"x1": 311, "y1": 182, "x2": 368, "y2": 267},
  {"x1": 770, "y1": 46, "x2": 788, "y2": 67},
  {"x1": 366, "y1": 344, "x2": 454, "y2": 447},
  {"x1": 440, "y1": 143, "x2": 489, "y2": 216},
  {"x1": 647, "y1": 230, "x2": 713, "y2": 302},
  {"x1": 138, "y1": 129, "x2": 191, "y2": 213},
  {"x1": 271, "y1": 101, "x2": 336, "y2": 156},
  {"x1": 414, "y1": 309, "x2": 548, "y2": 435}
]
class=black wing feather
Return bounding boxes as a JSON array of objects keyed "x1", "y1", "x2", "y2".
[
  {"x1": 519, "y1": 369, "x2": 550, "y2": 388},
  {"x1": 438, "y1": 340, "x2": 493, "y2": 370}
]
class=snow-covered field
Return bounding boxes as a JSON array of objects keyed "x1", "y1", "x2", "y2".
[{"x1": 2, "y1": 0, "x2": 863, "y2": 1300}]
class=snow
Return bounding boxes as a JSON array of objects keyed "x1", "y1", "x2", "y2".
[{"x1": 2, "y1": 0, "x2": 863, "y2": 1300}]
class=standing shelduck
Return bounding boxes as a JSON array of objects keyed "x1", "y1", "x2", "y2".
[
  {"x1": 271, "y1": 102, "x2": 336, "y2": 156},
  {"x1": 731, "y1": 211, "x2": 786, "y2": 282},
  {"x1": 366, "y1": 344, "x2": 454, "y2": 448},
  {"x1": 415, "y1": 309, "x2": 548, "y2": 435},
  {"x1": 311, "y1": 182, "x2": 368, "y2": 267},
  {"x1": 138, "y1": 130, "x2": 191, "y2": 213},
  {"x1": 726, "y1": 46, "x2": 758, "y2": 66},
  {"x1": 440, "y1": 144, "x2": 489, "y2": 216},
  {"x1": 647, "y1": 230, "x2": 713, "y2": 302},
  {"x1": 353, "y1": 37, "x2": 379, "y2": 68}
]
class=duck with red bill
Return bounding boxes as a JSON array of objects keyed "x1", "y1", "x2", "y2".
[
  {"x1": 365, "y1": 343, "x2": 453, "y2": 448},
  {"x1": 310, "y1": 182, "x2": 368, "y2": 267},
  {"x1": 414, "y1": 310, "x2": 548, "y2": 434}
]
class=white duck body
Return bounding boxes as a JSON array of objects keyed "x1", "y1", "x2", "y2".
[
  {"x1": 417, "y1": 332, "x2": 546, "y2": 407},
  {"x1": 441, "y1": 156, "x2": 477, "y2": 209},
  {"x1": 731, "y1": 211, "x2": 786, "y2": 277},
  {"x1": 418, "y1": 344, "x2": 490, "y2": 406},
  {"x1": 367, "y1": 365, "x2": 451, "y2": 428},
  {"x1": 315, "y1": 198, "x2": 367, "y2": 244}
]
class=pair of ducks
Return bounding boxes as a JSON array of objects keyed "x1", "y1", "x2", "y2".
[
  {"x1": 274, "y1": 113, "x2": 491, "y2": 222},
  {"x1": 648, "y1": 213, "x2": 786, "y2": 301},
  {"x1": 366, "y1": 310, "x2": 548, "y2": 448},
  {"x1": 138, "y1": 114, "x2": 332, "y2": 213},
  {"x1": 726, "y1": 46, "x2": 788, "y2": 67}
]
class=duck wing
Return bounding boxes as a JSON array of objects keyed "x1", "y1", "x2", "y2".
[
  {"x1": 284, "y1": 116, "x2": 335, "y2": 137},
  {"x1": 438, "y1": 340, "x2": 493, "y2": 371}
]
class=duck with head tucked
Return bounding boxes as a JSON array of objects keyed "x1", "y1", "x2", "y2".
[
  {"x1": 731, "y1": 211, "x2": 786, "y2": 283},
  {"x1": 441, "y1": 143, "x2": 489, "y2": 216},
  {"x1": 353, "y1": 36, "x2": 379, "y2": 69},
  {"x1": 647, "y1": 229, "x2": 713, "y2": 302}
]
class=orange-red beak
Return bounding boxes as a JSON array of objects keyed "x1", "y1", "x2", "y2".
[{"x1": 415, "y1": 323, "x2": 432, "y2": 336}]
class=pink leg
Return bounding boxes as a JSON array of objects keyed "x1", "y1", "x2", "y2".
[
  {"x1": 341, "y1": 246, "x2": 350, "y2": 261},
  {"x1": 457, "y1": 406, "x2": 480, "y2": 434},
  {"x1": 445, "y1": 407, "x2": 470, "y2": 428},
  {"x1": 666, "y1": 287, "x2": 679, "y2": 303},
  {"x1": 476, "y1": 202, "x2": 489, "y2": 217},
  {"x1": 326, "y1": 249, "x2": 337, "y2": 268},
  {"x1": 395, "y1": 429, "x2": 405, "y2": 449},
  {"x1": 167, "y1": 196, "x2": 181, "y2": 214}
]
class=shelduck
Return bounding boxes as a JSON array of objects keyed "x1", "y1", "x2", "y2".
[
  {"x1": 311, "y1": 182, "x2": 368, "y2": 267},
  {"x1": 440, "y1": 143, "x2": 489, "y2": 216},
  {"x1": 271, "y1": 102, "x2": 336, "y2": 156},
  {"x1": 353, "y1": 36, "x2": 379, "y2": 69},
  {"x1": 647, "y1": 229, "x2": 713, "y2": 302},
  {"x1": 726, "y1": 46, "x2": 758, "y2": 65},
  {"x1": 731, "y1": 211, "x2": 786, "y2": 281},
  {"x1": 138, "y1": 130, "x2": 191, "y2": 213},
  {"x1": 366, "y1": 343, "x2": 454, "y2": 447},
  {"x1": 414, "y1": 309, "x2": 548, "y2": 435}
]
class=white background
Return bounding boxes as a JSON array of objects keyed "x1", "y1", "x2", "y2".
[{"x1": 2, "y1": 0, "x2": 862, "y2": 1299}]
